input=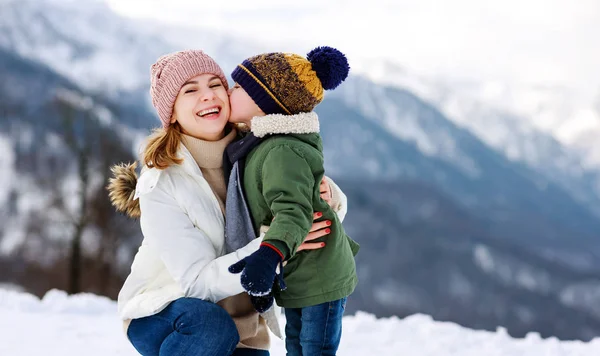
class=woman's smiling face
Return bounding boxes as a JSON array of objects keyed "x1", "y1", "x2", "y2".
[{"x1": 170, "y1": 73, "x2": 231, "y2": 141}]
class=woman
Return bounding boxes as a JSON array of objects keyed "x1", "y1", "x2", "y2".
[{"x1": 108, "y1": 50, "x2": 348, "y2": 356}]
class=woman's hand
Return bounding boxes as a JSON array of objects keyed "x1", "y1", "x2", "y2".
[
  {"x1": 297, "y1": 212, "x2": 331, "y2": 252},
  {"x1": 320, "y1": 177, "x2": 333, "y2": 206}
]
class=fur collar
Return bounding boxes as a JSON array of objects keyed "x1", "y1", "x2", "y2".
[{"x1": 250, "y1": 112, "x2": 320, "y2": 138}]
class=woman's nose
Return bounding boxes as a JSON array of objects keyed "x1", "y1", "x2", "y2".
[{"x1": 200, "y1": 88, "x2": 216, "y2": 101}]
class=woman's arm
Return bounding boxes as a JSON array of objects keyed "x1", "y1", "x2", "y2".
[{"x1": 138, "y1": 178, "x2": 260, "y2": 303}]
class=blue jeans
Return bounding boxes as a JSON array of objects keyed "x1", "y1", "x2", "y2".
[
  {"x1": 128, "y1": 297, "x2": 265, "y2": 356},
  {"x1": 284, "y1": 298, "x2": 347, "y2": 356},
  {"x1": 231, "y1": 349, "x2": 269, "y2": 356}
]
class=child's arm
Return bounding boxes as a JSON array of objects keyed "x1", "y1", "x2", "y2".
[
  {"x1": 260, "y1": 145, "x2": 315, "y2": 260},
  {"x1": 228, "y1": 145, "x2": 325, "y2": 298}
]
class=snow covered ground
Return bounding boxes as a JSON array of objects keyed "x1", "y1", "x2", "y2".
[{"x1": 1, "y1": 288, "x2": 600, "y2": 355}]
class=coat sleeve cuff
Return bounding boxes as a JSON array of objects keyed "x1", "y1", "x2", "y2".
[
  {"x1": 324, "y1": 176, "x2": 348, "y2": 222},
  {"x1": 329, "y1": 181, "x2": 343, "y2": 212},
  {"x1": 261, "y1": 241, "x2": 290, "y2": 261}
]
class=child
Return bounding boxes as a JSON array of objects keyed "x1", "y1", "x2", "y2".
[{"x1": 227, "y1": 46, "x2": 360, "y2": 355}]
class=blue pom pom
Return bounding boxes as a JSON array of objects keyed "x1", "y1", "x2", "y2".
[{"x1": 307, "y1": 46, "x2": 350, "y2": 90}]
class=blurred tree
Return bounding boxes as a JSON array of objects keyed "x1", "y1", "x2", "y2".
[
  {"x1": 18, "y1": 91, "x2": 141, "y2": 296},
  {"x1": 55, "y1": 95, "x2": 92, "y2": 294}
]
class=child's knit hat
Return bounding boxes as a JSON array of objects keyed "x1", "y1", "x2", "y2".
[
  {"x1": 150, "y1": 50, "x2": 228, "y2": 128},
  {"x1": 231, "y1": 46, "x2": 350, "y2": 115}
]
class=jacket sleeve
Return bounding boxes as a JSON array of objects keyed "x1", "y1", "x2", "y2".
[
  {"x1": 138, "y1": 176, "x2": 262, "y2": 303},
  {"x1": 324, "y1": 176, "x2": 348, "y2": 222},
  {"x1": 261, "y1": 145, "x2": 315, "y2": 259}
]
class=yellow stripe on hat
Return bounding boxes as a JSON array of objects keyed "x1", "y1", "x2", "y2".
[
  {"x1": 236, "y1": 64, "x2": 291, "y2": 115},
  {"x1": 284, "y1": 54, "x2": 324, "y2": 102}
]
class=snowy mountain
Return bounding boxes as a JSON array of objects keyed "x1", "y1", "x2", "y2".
[
  {"x1": 353, "y1": 59, "x2": 600, "y2": 216},
  {"x1": 0, "y1": 0, "x2": 262, "y2": 96},
  {"x1": 1, "y1": 288, "x2": 600, "y2": 356},
  {"x1": 354, "y1": 58, "x2": 600, "y2": 156},
  {"x1": 342, "y1": 181, "x2": 600, "y2": 340},
  {"x1": 2, "y1": 0, "x2": 600, "y2": 342},
  {"x1": 325, "y1": 77, "x2": 600, "y2": 253}
]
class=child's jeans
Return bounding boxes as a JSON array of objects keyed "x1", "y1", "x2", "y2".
[
  {"x1": 284, "y1": 297, "x2": 347, "y2": 356},
  {"x1": 127, "y1": 297, "x2": 252, "y2": 356}
]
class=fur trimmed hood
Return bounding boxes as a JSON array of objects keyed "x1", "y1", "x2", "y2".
[
  {"x1": 107, "y1": 162, "x2": 140, "y2": 219},
  {"x1": 250, "y1": 112, "x2": 319, "y2": 138}
]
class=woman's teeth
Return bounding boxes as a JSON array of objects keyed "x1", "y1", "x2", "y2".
[{"x1": 197, "y1": 108, "x2": 220, "y2": 117}]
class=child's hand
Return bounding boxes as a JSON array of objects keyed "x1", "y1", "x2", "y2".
[
  {"x1": 297, "y1": 212, "x2": 332, "y2": 252},
  {"x1": 229, "y1": 244, "x2": 284, "y2": 296}
]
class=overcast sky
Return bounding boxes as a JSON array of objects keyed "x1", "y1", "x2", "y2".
[{"x1": 106, "y1": 0, "x2": 599, "y2": 98}]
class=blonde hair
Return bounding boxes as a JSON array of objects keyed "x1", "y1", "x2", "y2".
[{"x1": 143, "y1": 122, "x2": 183, "y2": 170}]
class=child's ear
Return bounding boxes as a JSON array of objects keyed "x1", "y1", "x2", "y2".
[{"x1": 170, "y1": 114, "x2": 177, "y2": 124}]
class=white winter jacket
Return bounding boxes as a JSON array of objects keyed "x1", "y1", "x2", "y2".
[{"x1": 117, "y1": 143, "x2": 347, "y2": 338}]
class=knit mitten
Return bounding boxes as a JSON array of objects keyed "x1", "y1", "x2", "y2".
[
  {"x1": 229, "y1": 243, "x2": 285, "y2": 296},
  {"x1": 250, "y1": 294, "x2": 274, "y2": 313}
]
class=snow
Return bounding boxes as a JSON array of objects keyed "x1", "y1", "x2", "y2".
[
  {"x1": 473, "y1": 244, "x2": 495, "y2": 272},
  {"x1": 1, "y1": 288, "x2": 600, "y2": 355},
  {"x1": 560, "y1": 282, "x2": 600, "y2": 318},
  {"x1": 473, "y1": 245, "x2": 554, "y2": 294}
]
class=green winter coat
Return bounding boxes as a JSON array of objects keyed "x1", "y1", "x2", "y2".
[{"x1": 243, "y1": 112, "x2": 359, "y2": 308}]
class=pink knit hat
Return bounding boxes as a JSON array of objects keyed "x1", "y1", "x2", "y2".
[{"x1": 149, "y1": 50, "x2": 229, "y2": 128}]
